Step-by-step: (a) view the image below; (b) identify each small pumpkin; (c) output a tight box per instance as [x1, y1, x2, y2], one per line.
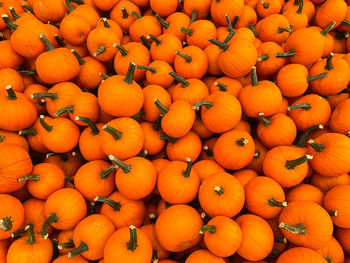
[276, 247, 328, 263]
[0, 194, 24, 240]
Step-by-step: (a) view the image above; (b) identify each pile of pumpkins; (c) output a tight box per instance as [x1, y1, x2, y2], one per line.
[1, 0, 350, 262]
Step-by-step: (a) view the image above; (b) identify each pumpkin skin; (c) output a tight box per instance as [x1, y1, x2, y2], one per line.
[286, 184, 324, 205]
[185, 249, 225, 263]
[155, 204, 203, 252]
[0, 68, 24, 92]
[314, 0, 347, 29]
[256, 14, 291, 45]
[140, 224, 169, 260]
[335, 227, 350, 255]
[192, 160, 225, 182]
[276, 247, 328, 263]
[210, 76, 243, 97]
[0, 144, 32, 194]
[0, 130, 29, 151]
[104, 226, 152, 263]
[311, 173, 350, 193]
[0, 194, 24, 240]
[278, 201, 333, 249]
[307, 133, 350, 177]
[210, 0, 244, 26]
[52, 255, 88, 263]
[23, 198, 51, 235]
[0, 239, 9, 263]
[198, 172, 245, 218]
[330, 99, 350, 135]
[0, 40, 24, 69]
[232, 169, 258, 188]
[316, 237, 344, 263]
[158, 12, 191, 42]
[236, 214, 274, 261]
[141, 122, 165, 156]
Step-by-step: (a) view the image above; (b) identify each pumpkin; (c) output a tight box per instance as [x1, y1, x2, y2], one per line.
[192, 160, 225, 182]
[210, 0, 244, 26]
[182, 19, 217, 50]
[59, 13, 91, 46]
[141, 61, 174, 89]
[232, 169, 258, 188]
[45, 152, 83, 178]
[311, 172, 350, 193]
[22, 198, 50, 235]
[330, 99, 350, 135]
[316, 237, 344, 263]
[23, 84, 48, 115]
[256, 41, 287, 76]
[0, 194, 24, 240]
[182, 0, 211, 20]
[0, 40, 24, 69]
[256, 14, 291, 45]
[282, 0, 308, 30]
[53, 255, 88, 263]
[0, 68, 24, 92]
[314, 0, 347, 29]
[156, 12, 191, 42]
[276, 247, 328, 263]
[0, 129, 29, 151]
[185, 249, 225, 263]
[150, 0, 178, 17]
[286, 184, 324, 205]
[335, 227, 350, 255]
[110, 0, 139, 32]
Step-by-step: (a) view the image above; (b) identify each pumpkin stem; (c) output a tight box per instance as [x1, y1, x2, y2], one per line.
[215, 81, 227, 91]
[0, 135, 5, 143]
[22, 4, 34, 14]
[93, 45, 106, 57]
[46, 152, 69, 161]
[274, 236, 287, 243]
[165, 202, 172, 209]
[181, 26, 193, 36]
[100, 72, 109, 79]
[25, 224, 36, 245]
[137, 65, 157, 73]
[54, 34, 66, 47]
[65, 176, 74, 184]
[257, 54, 269, 61]
[199, 225, 216, 234]
[54, 105, 74, 117]
[147, 34, 161, 45]
[148, 213, 157, 224]
[101, 17, 110, 28]
[18, 70, 37, 75]
[131, 109, 145, 120]
[58, 239, 74, 250]
[11, 225, 28, 238]
[214, 186, 224, 195]
[270, 250, 282, 257]
[224, 31, 235, 43]
[31, 92, 58, 101]
[113, 43, 128, 56]
[342, 19, 350, 26]
[40, 34, 55, 51]
[152, 116, 162, 131]
[71, 49, 85, 65]
[320, 21, 336, 36]
[155, 14, 169, 29]
[325, 256, 333, 263]
[275, 50, 296, 57]
[75, 116, 99, 135]
[295, 124, 323, 147]
[159, 133, 178, 144]
[41, 213, 58, 239]
[102, 125, 123, 141]
[18, 174, 40, 182]
[154, 98, 169, 115]
[124, 62, 136, 84]
[200, 212, 210, 224]
[68, 241, 89, 258]
[192, 100, 213, 110]
[176, 51, 192, 63]
[225, 14, 237, 33]
[296, 0, 303, 14]
[308, 139, 325, 152]
[268, 198, 287, 207]
[209, 39, 229, 51]
[254, 150, 260, 158]
[121, 5, 129, 18]
[94, 196, 122, 211]
[287, 103, 311, 111]
[236, 138, 249, 146]
[285, 155, 313, 169]
[126, 225, 139, 252]
[39, 115, 53, 132]
[248, 24, 258, 37]
[279, 222, 306, 234]
[71, 0, 85, 4]
[5, 85, 17, 100]
[65, 0, 75, 12]
[325, 52, 334, 71]
[0, 216, 13, 232]
[99, 165, 117, 179]
[306, 72, 328, 82]
[328, 210, 338, 216]
[182, 158, 192, 178]
[9, 7, 20, 20]
[278, 26, 291, 33]
[261, 0, 269, 8]
[251, 66, 259, 86]
[258, 112, 271, 127]
[140, 35, 151, 49]
[130, 10, 141, 19]
[190, 10, 198, 24]
[203, 146, 213, 157]
[169, 71, 190, 88]
[109, 155, 132, 173]
[152, 249, 158, 263]
[1, 14, 17, 31]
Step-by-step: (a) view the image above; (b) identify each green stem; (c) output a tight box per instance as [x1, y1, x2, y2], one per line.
[308, 139, 325, 152]
[268, 198, 287, 207]
[94, 196, 122, 211]
[100, 166, 116, 179]
[285, 155, 312, 169]
[251, 66, 259, 86]
[258, 112, 271, 127]
[200, 212, 210, 224]
[257, 54, 269, 61]
[5, 85, 17, 100]
[325, 53, 334, 71]
[100, 72, 109, 79]
[1, 14, 18, 31]
[306, 72, 328, 82]
[102, 125, 123, 141]
[113, 43, 128, 56]
[54, 34, 66, 47]
[131, 109, 145, 120]
[215, 82, 227, 91]
[39, 115, 53, 132]
[101, 17, 110, 28]
[296, 124, 323, 148]
[11, 225, 28, 238]
[154, 98, 169, 115]
[18, 70, 37, 75]
[287, 103, 311, 111]
[275, 50, 296, 57]
[25, 224, 36, 245]
[182, 158, 192, 178]
[209, 39, 229, 51]
[278, 26, 291, 33]
[58, 239, 74, 250]
[75, 116, 99, 135]
[31, 92, 58, 101]
[22, 5, 34, 14]
[147, 34, 161, 45]
[181, 27, 193, 36]
[248, 23, 258, 37]
[64, 176, 74, 184]
[176, 51, 192, 63]
[214, 186, 224, 195]
[130, 11, 141, 19]
[224, 31, 235, 43]
[40, 34, 55, 51]
[140, 35, 151, 49]
[203, 146, 213, 157]
[190, 10, 198, 24]
[137, 65, 157, 73]
[320, 21, 336, 36]
[261, 0, 269, 8]
[236, 138, 249, 146]
[93, 45, 106, 57]
[71, 0, 85, 4]
[9, 7, 20, 20]
[155, 14, 169, 29]
[46, 152, 69, 162]
[274, 236, 287, 243]
[54, 105, 74, 117]
[0, 135, 5, 143]
[270, 250, 282, 257]
[152, 116, 162, 131]
[0, 216, 13, 232]
[121, 5, 129, 19]
[328, 210, 338, 216]
[71, 49, 85, 65]
[65, 0, 75, 12]
[124, 62, 136, 84]
[342, 19, 350, 26]
[279, 222, 306, 234]
[169, 71, 189, 88]
[18, 174, 40, 183]
[159, 133, 178, 144]
[192, 100, 213, 110]
[199, 225, 216, 234]
[325, 256, 333, 263]
[68, 241, 89, 258]
[225, 14, 235, 33]
[296, 0, 303, 14]
[126, 225, 139, 252]
[109, 155, 131, 173]
[41, 213, 58, 239]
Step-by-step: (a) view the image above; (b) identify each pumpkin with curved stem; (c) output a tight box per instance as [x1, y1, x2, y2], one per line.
[210, 76, 243, 97]
[96, 18, 123, 43]
[155, 204, 203, 252]
[0, 194, 24, 240]
[256, 41, 286, 76]
[59, 13, 91, 46]
[156, 12, 191, 42]
[276, 247, 328, 263]
[314, 0, 347, 29]
[316, 237, 344, 263]
[23, 84, 48, 115]
[57, 229, 74, 255]
[282, 0, 308, 31]
[140, 122, 165, 156]
[141, 61, 174, 88]
[181, 19, 217, 49]
[129, 11, 161, 43]
[256, 14, 291, 45]
[210, 0, 244, 26]
[257, 0, 282, 18]
[286, 184, 324, 205]
[22, 198, 51, 235]
[183, 0, 211, 20]
[279, 200, 333, 249]
[148, 34, 182, 66]
[110, 0, 139, 32]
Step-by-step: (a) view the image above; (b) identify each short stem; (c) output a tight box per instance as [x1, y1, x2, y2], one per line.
[0, 216, 13, 232]
[71, 49, 85, 65]
[100, 72, 109, 79]
[325, 52, 334, 71]
[270, 250, 282, 257]
[5, 85, 17, 100]
[285, 155, 312, 169]
[325, 256, 333, 263]
[274, 236, 287, 243]
[75, 116, 99, 135]
[65, 0, 75, 12]
[9, 7, 20, 20]
[181, 27, 193, 36]
[181, 158, 192, 178]
[268, 198, 287, 207]
[147, 34, 161, 45]
[68, 241, 89, 258]
[296, 0, 303, 14]
[137, 65, 157, 73]
[257, 54, 269, 61]
[39, 115, 53, 132]
[279, 222, 306, 234]
[1, 14, 18, 31]
[11, 225, 28, 238]
[101, 17, 110, 28]
[126, 225, 139, 252]
[224, 31, 235, 43]
[130, 11, 141, 19]
[214, 186, 224, 195]
[321, 21, 336, 36]
[278, 26, 291, 33]
[209, 39, 229, 51]
[152, 116, 162, 131]
[93, 45, 106, 57]
[254, 150, 260, 158]
[140, 35, 151, 49]
[169, 71, 189, 88]
[328, 210, 338, 216]
[40, 34, 55, 51]
[200, 212, 210, 224]
[100, 165, 117, 179]
[192, 100, 213, 110]
[102, 125, 123, 141]
[58, 239, 74, 250]
[199, 225, 216, 234]
[159, 133, 178, 144]
[54, 105, 74, 117]
[215, 81, 227, 91]
[236, 138, 249, 146]
[131, 109, 145, 120]
[54, 34, 66, 47]
[41, 213, 58, 239]
[248, 24, 258, 37]
[109, 155, 131, 173]
[154, 98, 169, 115]
[155, 14, 169, 29]
[308, 139, 325, 152]
[275, 50, 296, 57]
[31, 92, 58, 101]
[251, 66, 259, 86]
[176, 51, 192, 63]
[287, 103, 311, 111]
[25, 224, 36, 245]
[258, 112, 271, 127]
[113, 43, 128, 56]
[203, 146, 213, 156]
[306, 72, 328, 82]
[296, 124, 323, 147]
[65, 176, 74, 184]
[0, 135, 5, 143]
[18, 174, 40, 182]
[124, 62, 136, 84]
[342, 19, 350, 26]
[121, 5, 129, 19]
[261, 1, 269, 8]
[18, 70, 37, 75]
[190, 10, 198, 24]
[22, 5, 34, 14]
